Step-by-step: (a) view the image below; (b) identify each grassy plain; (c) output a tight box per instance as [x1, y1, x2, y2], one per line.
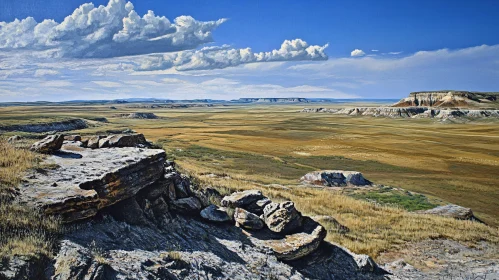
[1, 103, 498, 257]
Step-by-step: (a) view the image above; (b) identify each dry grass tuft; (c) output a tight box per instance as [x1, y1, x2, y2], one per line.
[0, 138, 61, 260]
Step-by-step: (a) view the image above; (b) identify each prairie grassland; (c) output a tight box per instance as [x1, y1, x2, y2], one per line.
[0, 103, 498, 257]
[0, 138, 61, 259]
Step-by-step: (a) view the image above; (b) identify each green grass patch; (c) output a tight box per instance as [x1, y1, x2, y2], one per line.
[350, 190, 438, 211]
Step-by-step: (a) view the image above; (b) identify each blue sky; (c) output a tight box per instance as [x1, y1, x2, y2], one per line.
[0, 0, 498, 101]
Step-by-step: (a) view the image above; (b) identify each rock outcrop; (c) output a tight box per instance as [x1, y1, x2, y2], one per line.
[29, 134, 64, 154]
[263, 217, 326, 261]
[113, 112, 158, 119]
[200, 205, 231, 222]
[419, 204, 476, 221]
[234, 207, 264, 229]
[301, 170, 371, 187]
[263, 201, 303, 234]
[7, 135, 21, 143]
[301, 106, 499, 120]
[0, 119, 88, 133]
[392, 91, 498, 108]
[97, 133, 150, 148]
[221, 189, 264, 208]
[20, 144, 166, 222]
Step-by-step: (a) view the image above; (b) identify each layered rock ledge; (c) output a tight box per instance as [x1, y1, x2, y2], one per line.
[19, 145, 166, 222]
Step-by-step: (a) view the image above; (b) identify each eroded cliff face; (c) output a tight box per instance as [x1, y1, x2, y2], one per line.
[392, 91, 498, 108]
[301, 107, 499, 120]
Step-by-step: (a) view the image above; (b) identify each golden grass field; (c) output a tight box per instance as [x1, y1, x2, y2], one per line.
[1, 103, 498, 258]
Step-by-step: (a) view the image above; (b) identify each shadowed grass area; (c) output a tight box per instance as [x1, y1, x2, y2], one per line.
[0, 139, 61, 260]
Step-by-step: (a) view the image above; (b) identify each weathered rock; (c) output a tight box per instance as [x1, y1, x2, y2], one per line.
[173, 175, 191, 199]
[98, 133, 149, 148]
[354, 254, 378, 272]
[193, 187, 223, 208]
[19, 146, 166, 222]
[86, 135, 104, 149]
[0, 255, 48, 280]
[64, 135, 81, 141]
[106, 197, 149, 226]
[246, 198, 272, 215]
[47, 210, 387, 279]
[29, 134, 64, 154]
[171, 197, 202, 213]
[263, 201, 303, 234]
[419, 204, 475, 220]
[301, 170, 371, 187]
[200, 205, 231, 223]
[303, 106, 499, 120]
[221, 190, 264, 208]
[263, 217, 326, 261]
[234, 208, 264, 230]
[52, 240, 118, 280]
[7, 135, 21, 143]
[114, 112, 158, 119]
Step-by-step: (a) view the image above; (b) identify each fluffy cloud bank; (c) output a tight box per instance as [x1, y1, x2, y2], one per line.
[0, 0, 226, 58]
[139, 39, 329, 71]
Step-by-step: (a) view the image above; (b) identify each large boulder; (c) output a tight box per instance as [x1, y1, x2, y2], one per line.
[234, 208, 264, 230]
[171, 197, 202, 213]
[86, 135, 103, 149]
[19, 146, 166, 222]
[64, 135, 81, 141]
[419, 204, 475, 220]
[221, 190, 264, 208]
[200, 205, 231, 223]
[98, 133, 149, 148]
[300, 170, 371, 187]
[264, 217, 326, 261]
[245, 198, 272, 215]
[7, 135, 21, 143]
[263, 201, 303, 234]
[29, 134, 64, 154]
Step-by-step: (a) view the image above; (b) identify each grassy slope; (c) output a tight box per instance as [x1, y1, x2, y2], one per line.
[0, 139, 61, 259]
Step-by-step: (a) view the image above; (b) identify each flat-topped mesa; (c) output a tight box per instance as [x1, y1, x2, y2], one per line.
[19, 142, 166, 222]
[392, 90, 499, 108]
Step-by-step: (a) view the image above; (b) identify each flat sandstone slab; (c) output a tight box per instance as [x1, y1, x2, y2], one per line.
[19, 146, 166, 222]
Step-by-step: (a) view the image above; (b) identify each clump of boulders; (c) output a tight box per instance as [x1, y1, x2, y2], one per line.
[300, 170, 371, 187]
[195, 189, 327, 260]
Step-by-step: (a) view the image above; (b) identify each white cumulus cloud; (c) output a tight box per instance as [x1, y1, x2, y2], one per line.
[0, 0, 226, 58]
[138, 39, 328, 71]
[350, 49, 366, 57]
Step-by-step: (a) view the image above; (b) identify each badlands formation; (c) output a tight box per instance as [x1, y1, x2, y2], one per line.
[302, 91, 499, 120]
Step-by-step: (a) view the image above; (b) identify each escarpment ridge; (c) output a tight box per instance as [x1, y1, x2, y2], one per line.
[393, 90, 499, 108]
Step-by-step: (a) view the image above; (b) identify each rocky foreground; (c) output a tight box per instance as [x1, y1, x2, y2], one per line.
[2, 134, 392, 279]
